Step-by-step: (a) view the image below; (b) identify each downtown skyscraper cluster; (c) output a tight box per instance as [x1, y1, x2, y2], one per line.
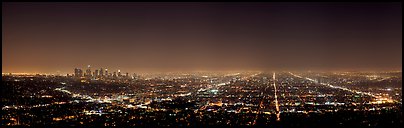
[74, 65, 133, 79]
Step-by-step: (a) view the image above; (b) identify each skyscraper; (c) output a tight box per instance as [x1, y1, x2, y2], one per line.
[74, 68, 78, 77]
[105, 68, 109, 78]
[86, 65, 91, 77]
[113, 72, 117, 78]
[99, 68, 104, 77]
[74, 68, 83, 77]
[118, 69, 122, 77]
[133, 73, 137, 79]
[94, 69, 99, 78]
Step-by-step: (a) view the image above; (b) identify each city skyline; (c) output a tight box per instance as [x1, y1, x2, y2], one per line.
[2, 2, 402, 127]
[3, 2, 402, 74]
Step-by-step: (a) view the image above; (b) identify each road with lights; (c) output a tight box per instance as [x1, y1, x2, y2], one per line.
[273, 72, 280, 121]
[288, 72, 395, 104]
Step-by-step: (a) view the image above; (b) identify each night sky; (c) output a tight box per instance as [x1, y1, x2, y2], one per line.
[2, 2, 402, 74]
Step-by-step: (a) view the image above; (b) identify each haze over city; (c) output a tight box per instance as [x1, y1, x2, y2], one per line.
[2, 2, 402, 127]
[2, 2, 402, 74]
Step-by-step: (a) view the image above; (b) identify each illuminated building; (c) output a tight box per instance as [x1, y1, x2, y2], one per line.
[105, 68, 109, 78]
[94, 69, 99, 78]
[85, 65, 92, 77]
[99, 68, 104, 77]
[74, 68, 83, 77]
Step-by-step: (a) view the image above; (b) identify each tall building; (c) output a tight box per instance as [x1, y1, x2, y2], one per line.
[94, 69, 99, 78]
[74, 68, 78, 77]
[118, 70, 122, 77]
[86, 65, 92, 77]
[99, 68, 104, 77]
[113, 72, 117, 78]
[105, 68, 109, 78]
[74, 68, 82, 77]
[133, 73, 137, 79]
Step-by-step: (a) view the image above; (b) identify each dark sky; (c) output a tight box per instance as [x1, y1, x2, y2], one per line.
[2, 2, 402, 74]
